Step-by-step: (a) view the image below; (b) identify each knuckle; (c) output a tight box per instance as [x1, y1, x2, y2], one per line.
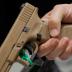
[49, 38, 59, 45]
[56, 39, 68, 51]
[59, 37, 69, 46]
[49, 18, 56, 24]
[54, 4, 63, 9]
[54, 4, 64, 8]
[48, 17, 60, 29]
[39, 44, 46, 52]
[41, 44, 47, 49]
[62, 37, 69, 41]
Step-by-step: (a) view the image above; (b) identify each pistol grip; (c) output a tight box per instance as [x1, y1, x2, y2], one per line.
[61, 24, 72, 39]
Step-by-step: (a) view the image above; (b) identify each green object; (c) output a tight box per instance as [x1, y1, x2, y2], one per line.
[18, 49, 33, 65]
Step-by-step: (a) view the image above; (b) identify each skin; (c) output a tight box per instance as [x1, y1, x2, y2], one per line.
[38, 4, 72, 60]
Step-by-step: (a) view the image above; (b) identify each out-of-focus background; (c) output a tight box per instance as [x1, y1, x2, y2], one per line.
[55, 57, 72, 72]
[0, 0, 72, 72]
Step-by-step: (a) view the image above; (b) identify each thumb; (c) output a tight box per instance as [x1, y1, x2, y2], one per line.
[41, 5, 64, 37]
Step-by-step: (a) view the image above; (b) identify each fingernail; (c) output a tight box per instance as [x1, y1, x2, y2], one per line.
[50, 29, 59, 37]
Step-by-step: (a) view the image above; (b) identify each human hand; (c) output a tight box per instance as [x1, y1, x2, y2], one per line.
[38, 4, 72, 60]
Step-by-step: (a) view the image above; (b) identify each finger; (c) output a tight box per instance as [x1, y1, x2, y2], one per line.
[42, 4, 72, 37]
[38, 38, 59, 57]
[42, 5, 64, 37]
[46, 37, 69, 60]
[59, 40, 72, 60]
[62, 4, 72, 23]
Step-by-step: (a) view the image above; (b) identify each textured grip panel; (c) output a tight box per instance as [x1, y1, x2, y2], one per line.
[61, 25, 72, 39]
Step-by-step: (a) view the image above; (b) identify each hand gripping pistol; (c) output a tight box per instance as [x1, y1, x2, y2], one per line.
[0, 3, 72, 72]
